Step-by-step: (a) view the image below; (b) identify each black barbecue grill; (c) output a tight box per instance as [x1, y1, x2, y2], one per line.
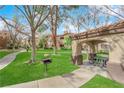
[42, 58, 52, 76]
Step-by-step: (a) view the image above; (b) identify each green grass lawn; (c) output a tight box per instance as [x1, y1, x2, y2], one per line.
[80, 75, 124, 88]
[35, 48, 72, 53]
[0, 49, 79, 87]
[0, 51, 13, 59]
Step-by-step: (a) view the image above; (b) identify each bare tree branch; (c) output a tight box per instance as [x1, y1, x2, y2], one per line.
[104, 5, 124, 19]
[0, 16, 30, 36]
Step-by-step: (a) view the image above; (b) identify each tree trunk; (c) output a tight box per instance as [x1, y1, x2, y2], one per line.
[50, 6, 57, 54]
[53, 35, 57, 54]
[31, 30, 36, 62]
[52, 6, 59, 54]
[43, 42, 45, 50]
[12, 44, 15, 51]
[54, 6, 59, 53]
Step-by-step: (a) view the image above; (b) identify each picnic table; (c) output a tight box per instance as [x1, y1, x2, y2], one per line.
[93, 56, 108, 67]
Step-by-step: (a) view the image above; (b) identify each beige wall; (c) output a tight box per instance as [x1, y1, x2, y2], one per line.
[108, 34, 124, 63]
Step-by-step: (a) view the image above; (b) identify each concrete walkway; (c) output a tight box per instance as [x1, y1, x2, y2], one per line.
[7, 64, 109, 88]
[0, 50, 24, 70]
[107, 63, 124, 84]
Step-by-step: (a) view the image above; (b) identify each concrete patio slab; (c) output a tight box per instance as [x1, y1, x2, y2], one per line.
[107, 63, 124, 84]
[62, 68, 95, 87]
[79, 64, 110, 78]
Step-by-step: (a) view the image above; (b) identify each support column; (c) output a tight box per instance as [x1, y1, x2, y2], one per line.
[109, 35, 124, 65]
[72, 41, 83, 65]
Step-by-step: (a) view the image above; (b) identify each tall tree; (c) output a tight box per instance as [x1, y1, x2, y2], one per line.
[50, 5, 59, 54]
[48, 6, 79, 53]
[15, 5, 50, 62]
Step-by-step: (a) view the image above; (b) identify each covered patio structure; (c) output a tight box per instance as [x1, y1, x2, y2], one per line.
[72, 39, 108, 66]
[71, 21, 124, 68]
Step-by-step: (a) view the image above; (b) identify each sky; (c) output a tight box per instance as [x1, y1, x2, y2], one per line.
[0, 5, 121, 35]
[0, 6, 15, 30]
[0, 6, 14, 18]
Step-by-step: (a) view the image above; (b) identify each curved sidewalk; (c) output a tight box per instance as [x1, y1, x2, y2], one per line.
[0, 50, 23, 70]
